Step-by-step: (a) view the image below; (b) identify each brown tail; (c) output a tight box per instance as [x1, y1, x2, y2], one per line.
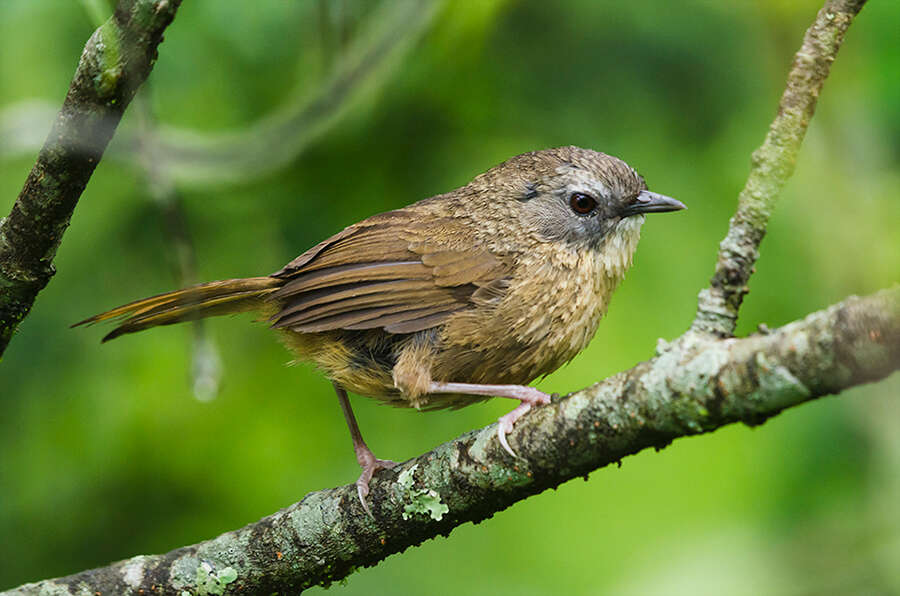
[73, 277, 282, 342]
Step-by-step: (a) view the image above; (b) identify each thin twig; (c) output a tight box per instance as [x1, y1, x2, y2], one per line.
[127, 0, 441, 186]
[0, 0, 182, 357]
[0, 1, 442, 188]
[132, 89, 223, 401]
[692, 0, 868, 337]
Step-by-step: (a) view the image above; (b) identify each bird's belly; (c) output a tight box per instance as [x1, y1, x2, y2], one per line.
[433, 251, 617, 392]
[433, 303, 602, 387]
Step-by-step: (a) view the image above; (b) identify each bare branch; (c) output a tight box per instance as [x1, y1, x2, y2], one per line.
[0, 0, 182, 357]
[692, 0, 868, 337]
[5, 287, 898, 595]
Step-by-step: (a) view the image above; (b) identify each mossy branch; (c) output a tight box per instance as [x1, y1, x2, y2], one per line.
[5, 287, 898, 595]
[3, 0, 891, 594]
[691, 0, 868, 337]
[0, 0, 181, 357]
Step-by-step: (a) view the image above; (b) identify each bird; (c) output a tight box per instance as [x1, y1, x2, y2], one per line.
[75, 146, 685, 514]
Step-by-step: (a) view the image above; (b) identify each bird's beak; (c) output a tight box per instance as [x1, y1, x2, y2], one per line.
[622, 190, 686, 216]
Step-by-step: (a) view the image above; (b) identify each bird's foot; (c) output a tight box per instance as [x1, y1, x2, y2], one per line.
[334, 382, 396, 517]
[354, 445, 397, 516]
[427, 381, 552, 459]
[495, 386, 552, 458]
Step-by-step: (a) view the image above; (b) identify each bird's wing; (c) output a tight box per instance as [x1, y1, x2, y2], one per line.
[269, 209, 509, 334]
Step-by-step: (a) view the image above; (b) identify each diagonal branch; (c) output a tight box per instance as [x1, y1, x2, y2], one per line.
[0, 0, 181, 357]
[2, 0, 889, 594]
[692, 0, 867, 337]
[6, 287, 899, 595]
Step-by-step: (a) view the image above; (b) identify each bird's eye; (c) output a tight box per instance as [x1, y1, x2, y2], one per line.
[569, 192, 597, 215]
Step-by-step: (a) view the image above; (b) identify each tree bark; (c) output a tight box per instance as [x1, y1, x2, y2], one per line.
[3, 0, 893, 594]
[5, 288, 898, 595]
[0, 0, 181, 356]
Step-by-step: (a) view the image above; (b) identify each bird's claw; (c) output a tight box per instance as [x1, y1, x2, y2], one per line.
[497, 404, 531, 458]
[355, 458, 397, 517]
[496, 388, 552, 458]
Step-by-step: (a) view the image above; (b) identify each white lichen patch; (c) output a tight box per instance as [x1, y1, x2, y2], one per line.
[640, 346, 681, 401]
[396, 464, 449, 521]
[560, 389, 591, 420]
[788, 329, 810, 355]
[750, 353, 810, 409]
[122, 555, 147, 589]
[676, 344, 732, 397]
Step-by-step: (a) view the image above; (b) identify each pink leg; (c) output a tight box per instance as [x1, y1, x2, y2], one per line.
[428, 382, 551, 458]
[334, 383, 396, 516]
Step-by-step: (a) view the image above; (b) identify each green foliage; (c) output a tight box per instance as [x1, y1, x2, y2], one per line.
[0, 0, 898, 594]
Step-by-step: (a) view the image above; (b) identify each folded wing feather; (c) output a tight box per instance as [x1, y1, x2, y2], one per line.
[270, 211, 509, 334]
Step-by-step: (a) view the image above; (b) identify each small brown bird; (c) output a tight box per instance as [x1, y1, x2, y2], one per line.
[76, 146, 684, 513]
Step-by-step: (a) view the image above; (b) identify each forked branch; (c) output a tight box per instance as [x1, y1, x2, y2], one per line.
[3, 1, 892, 595]
[692, 0, 868, 337]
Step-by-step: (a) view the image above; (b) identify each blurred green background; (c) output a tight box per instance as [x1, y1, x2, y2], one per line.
[1, 0, 898, 593]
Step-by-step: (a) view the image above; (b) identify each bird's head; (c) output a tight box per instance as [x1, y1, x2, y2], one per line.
[478, 146, 685, 252]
